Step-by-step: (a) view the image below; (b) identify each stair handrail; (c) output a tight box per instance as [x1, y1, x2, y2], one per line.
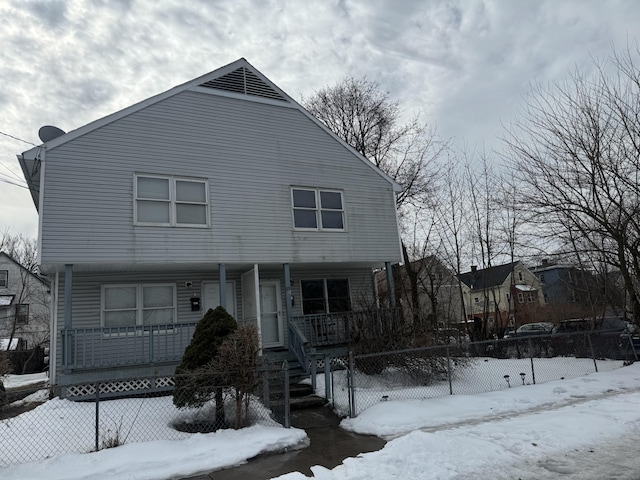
[288, 320, 312, 374]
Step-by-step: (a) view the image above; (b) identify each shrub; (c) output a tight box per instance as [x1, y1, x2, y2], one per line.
[173, 306, 237, 429]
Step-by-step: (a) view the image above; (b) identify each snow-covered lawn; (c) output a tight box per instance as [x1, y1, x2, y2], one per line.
[3, 359, 640, 479]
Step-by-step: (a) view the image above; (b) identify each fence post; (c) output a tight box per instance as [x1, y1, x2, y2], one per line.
[588, 333, 598, 372]
[324, 354, 332, 403]
[446, 346, 453, 395]
[528, 338, 536, 384]
[348, 350, 356, 418]
[310, 348, 317, 392]
[95, 382, 100, 452]
[283, 360, 290, 428]
[262, 365, 270, 409]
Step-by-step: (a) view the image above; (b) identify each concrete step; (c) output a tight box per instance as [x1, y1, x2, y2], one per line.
[290, 394, 326, 410]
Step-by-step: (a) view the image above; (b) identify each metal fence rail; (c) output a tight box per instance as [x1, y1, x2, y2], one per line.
[344, 330, 637, 417]
[0, 364, 288, 468]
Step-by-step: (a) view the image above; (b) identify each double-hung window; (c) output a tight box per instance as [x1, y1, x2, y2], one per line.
[0, 270, 7, 288]
[102, 284, 176, 329]
[300, 279, 350, 315]
[292, 188, 344, 230]
[135, 174, 209, 227]
[16, 304, 29, 324]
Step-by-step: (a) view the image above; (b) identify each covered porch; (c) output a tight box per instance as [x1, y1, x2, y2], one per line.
[54, 261, 399, 384]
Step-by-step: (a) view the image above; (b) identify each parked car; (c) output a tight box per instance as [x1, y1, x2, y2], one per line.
[511, 322, 554, 337]
[551, 317, 631, 358]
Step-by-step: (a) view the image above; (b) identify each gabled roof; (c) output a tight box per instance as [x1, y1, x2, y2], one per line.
[0, 251, 49, 287]
[18, 58, 401, 209]
[458, 262, 519, 290]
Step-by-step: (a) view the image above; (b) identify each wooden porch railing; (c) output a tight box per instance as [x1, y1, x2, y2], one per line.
[60, 322, 197, 370]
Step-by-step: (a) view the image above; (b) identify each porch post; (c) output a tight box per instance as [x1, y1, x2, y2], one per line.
[385, 261, 396, 309]
[218, 263, 227, 310]
[283, 263, 293, 326]
[63, 264, 73, 372]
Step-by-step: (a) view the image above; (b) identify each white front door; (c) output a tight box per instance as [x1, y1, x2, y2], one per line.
[260, 280, 283, 348]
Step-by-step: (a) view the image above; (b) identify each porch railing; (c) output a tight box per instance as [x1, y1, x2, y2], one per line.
[60, 322, 197, 370]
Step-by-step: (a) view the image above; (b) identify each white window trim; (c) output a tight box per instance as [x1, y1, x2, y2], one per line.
[101, 283, 177, 332]
[0, 270, 7, 288]
[134, 173, 210, 228]
[291, 187, 346, 232]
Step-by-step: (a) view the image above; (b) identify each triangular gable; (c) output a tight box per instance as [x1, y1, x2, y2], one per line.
[198, 66, 287, 102]
[18, 58, 401, 208]
[0, 251, 49, 287]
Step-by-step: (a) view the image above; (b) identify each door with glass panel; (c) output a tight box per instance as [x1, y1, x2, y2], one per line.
[260, 280, 283, 348]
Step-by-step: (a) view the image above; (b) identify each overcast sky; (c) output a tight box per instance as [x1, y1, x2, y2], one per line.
[1, 0, 638, 241]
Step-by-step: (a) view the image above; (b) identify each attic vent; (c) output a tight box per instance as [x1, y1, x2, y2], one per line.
[199, 67, 286, 101]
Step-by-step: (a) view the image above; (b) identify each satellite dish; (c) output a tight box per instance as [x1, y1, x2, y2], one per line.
[38, 125, 66, 143]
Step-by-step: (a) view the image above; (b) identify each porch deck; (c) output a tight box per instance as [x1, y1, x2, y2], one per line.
[59, 309, 398, 373]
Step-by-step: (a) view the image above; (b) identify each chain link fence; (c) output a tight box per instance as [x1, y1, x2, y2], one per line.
[341, 330, 637, 417]
[0, 362, 288, 467]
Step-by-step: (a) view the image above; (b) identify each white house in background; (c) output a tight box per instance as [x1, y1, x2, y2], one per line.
[18, 58, 403, 397]
[0, 251, 50, 350]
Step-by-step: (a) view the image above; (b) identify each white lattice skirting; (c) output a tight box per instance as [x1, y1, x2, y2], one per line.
[65, 377, 175, 399]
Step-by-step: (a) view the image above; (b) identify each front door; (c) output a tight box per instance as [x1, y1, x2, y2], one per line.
[260, 280, 283, 348]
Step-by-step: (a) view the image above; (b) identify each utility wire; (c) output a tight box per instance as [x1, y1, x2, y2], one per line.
[0, 130, 37, 147]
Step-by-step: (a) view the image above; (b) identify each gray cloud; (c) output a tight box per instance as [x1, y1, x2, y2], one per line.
[1, 0, 639, 238]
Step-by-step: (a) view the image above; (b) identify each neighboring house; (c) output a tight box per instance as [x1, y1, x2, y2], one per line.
[458, 261, 544, 338]
[18, 59, 403, 396]
[530, 259, 600, 322]
[0, 252, 50, 351]
[377, 256, 465, 331]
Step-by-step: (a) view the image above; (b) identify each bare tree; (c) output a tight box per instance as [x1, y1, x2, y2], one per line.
[504, 45, 640, 323]
[304, 77, 446, 327]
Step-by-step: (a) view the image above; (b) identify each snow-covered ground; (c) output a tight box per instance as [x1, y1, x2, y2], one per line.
[3, 361, 640, 479]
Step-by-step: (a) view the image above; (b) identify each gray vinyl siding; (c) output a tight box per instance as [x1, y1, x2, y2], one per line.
[53, 266, 376, 376]
[40, 91, 401, 270]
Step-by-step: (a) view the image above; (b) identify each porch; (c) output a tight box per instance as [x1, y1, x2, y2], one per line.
[58, 309, 400, 373]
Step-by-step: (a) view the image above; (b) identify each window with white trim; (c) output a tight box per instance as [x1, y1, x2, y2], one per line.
[292, 188, 344, 230]
[0, 270, 7, 288]
[517, 292, 524, 303]
[102, 284, 176, 328]
[135, 174, 209, 227]
[300, 279, 350, 314]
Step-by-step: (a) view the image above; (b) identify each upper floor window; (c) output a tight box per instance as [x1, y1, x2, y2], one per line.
[135, 174, 209, 227]
[16, 304, 29, 324]
[292, 188, 344, 231]
[0, 270, 7, 288]
[102, 284, 176, 329]
[518, 271, 524, 282]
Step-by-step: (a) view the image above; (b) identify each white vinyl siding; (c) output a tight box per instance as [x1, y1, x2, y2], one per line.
[101, 283, 176, 328]
[292, 188, 345, 231]
[134, 174, 209, 227]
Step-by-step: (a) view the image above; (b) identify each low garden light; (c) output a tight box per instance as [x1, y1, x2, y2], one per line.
[520, 372, 526, 385]
[504, 374, 510, 388]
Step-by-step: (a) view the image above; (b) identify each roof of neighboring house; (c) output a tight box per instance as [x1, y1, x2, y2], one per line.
[0, 251, 49, 287]
[18, 58, 401, 209]
[458, 262, 519, 290]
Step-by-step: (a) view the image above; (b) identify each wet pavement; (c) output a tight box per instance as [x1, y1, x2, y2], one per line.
[180, 405, 386, 479]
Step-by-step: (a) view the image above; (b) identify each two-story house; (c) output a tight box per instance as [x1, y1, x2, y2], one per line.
[529, 259, 605, 322]
[0, 252, 50, 352]
[458, 261, 544, 339]
[18, 59, 403, 396]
